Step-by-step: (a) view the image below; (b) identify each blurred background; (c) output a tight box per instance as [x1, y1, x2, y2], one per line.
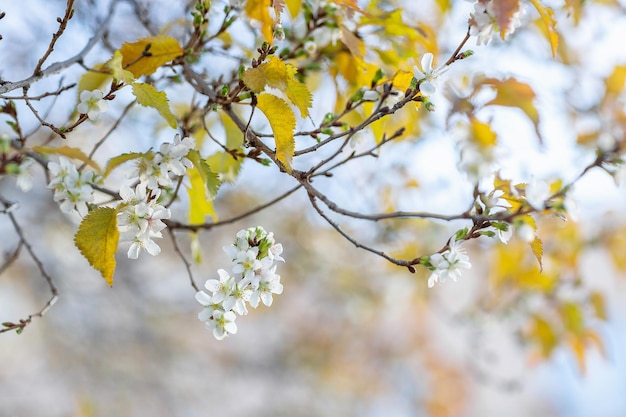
[1, 0, 626, 416]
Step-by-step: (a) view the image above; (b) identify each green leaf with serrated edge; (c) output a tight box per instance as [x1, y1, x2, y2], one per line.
[187, 166, 217, 224]
[187, 150, 221, 198]
[74, 207, 119, 286]
[104, 152, 146, 177]
[33, 146, 102, 173]
[256, 94, 296, 172]
[131, 83, 178, 128]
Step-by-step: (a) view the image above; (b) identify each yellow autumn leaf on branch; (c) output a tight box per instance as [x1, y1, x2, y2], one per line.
[242, 56, 312, 118]
[469, 116, 497, 148]
[245, 0, 274, 43]
[528, 0, 559, 58]
[479, 76, 542, 143]
[131, 83, 178, 128]
[187, 166, 218, 224]
[120, 35, 183, 78]
[78, 62, 112, 95]
[33, 145, 102, 173]
[256, 93, 296, 172]
[74, 207, 119, 287]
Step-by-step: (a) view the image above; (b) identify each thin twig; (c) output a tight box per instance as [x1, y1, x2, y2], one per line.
[0, 0, 120, 95]
[0, 198, 58, 334]
[167, 228, 199, 292]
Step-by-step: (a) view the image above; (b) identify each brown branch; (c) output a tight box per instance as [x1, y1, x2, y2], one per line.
[0, 0, 119, 95]
[0, 198, 58, 335]
[33, 0, 76, 75]
[167, 228, 199, 292]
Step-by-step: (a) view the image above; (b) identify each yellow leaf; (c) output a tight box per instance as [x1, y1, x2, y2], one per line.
[530, 237, 543, 271]
[104, 152, 145, 177]
[221, 112, 244, 149]
[206, 151, 242, 184]
[589, 291, 607, 321]
[105, 51, 135, 84]
[285, 0, 301, 17]
[131, 83, 178, 128]
[492, 0, 522, 40]
[120, 35, 183, 78]
[560, 301, 585, 335]
[33, 146, 102, 173]
[187, 166, 217, 224]
[245, 0, 274, 43]
[493, 174, 524, 211]
[605, 65, 626, 96]
[529, 315, 558, 357]
[528, 0, 559, 57]
[78, 63, 111, 95]
[564, 0, 584, 25]
[242, 56, 312, 118]
[256, 94, 296, 172]
[74, 207, 119, 286]
[568, 335, 587, 374]
[480, 77, 542, 142]
[339, 24, 364, 60]
[390, 70, 414, 93]
[470, 117, 497, 148]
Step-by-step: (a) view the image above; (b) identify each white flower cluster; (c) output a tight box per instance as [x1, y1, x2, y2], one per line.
[47, 156, 98, 217]
[195, 226, 284, 340]
[128, 134, 194, 189]
[428, 239, 472, 288]
[117, 134, 195, 258]
[468, 0, 525, 45]
[117, 183, 171, 259]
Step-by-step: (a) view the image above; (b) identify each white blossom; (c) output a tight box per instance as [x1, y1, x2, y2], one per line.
[197, 226, 285, 339]
[128, 134, 195, 189]
[15, 158, 34, 192]
[413, 52, 449, 96]
[516, 223, 535, 243]
[47, 156, 96, 217]
[468, 0, 526, 46]
[205, 309, 238, 340]
[525, 178, 551, 209]
[428, 239, 472, 288]
[77, 89, 108, 121]
[117, 183, 171, 259]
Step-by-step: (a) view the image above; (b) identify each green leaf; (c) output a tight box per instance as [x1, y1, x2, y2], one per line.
[33, 146, 102, 173]
[188, 150, 221, 198]
[205, 151, 243, 184]
[74, 207, 119, 286]
[256, 93, 296, 172]
[104, 152, 146, 177]
[131, 83, 178, 128]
